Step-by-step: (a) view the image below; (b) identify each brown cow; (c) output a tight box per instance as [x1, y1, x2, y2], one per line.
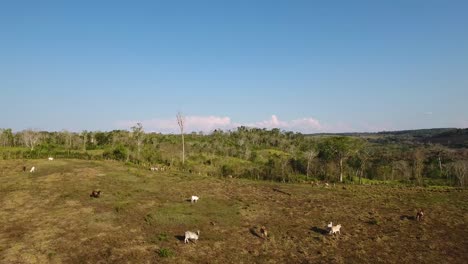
[416, 209, 424, 221]
[90, 190, 101, 198]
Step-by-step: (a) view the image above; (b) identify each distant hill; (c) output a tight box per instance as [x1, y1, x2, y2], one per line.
[420, 128, 468, 148]
[307, 128, 468, 148]
[377, 128, 456, 137]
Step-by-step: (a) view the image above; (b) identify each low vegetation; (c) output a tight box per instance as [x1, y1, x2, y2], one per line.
[1, 127, 467, 187]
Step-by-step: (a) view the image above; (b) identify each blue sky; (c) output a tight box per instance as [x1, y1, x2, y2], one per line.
[1, 0, 467, 133]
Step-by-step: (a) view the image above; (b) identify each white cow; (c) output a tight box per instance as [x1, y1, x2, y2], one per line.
[191, 196, 199, 203]
[329, 224, 342, 235]
[184, 230, 200, 243]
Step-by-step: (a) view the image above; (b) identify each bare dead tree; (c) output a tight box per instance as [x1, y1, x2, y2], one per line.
[451, 161, 467, 187]
[21, 129, 42, 150]
[358, 149, 371, 184]
[131, 123, 145, 161]
[412, 149, 425, 186]
[306, 149, 318, 178]
[81, 130, 88, 151]
[0, 129, 4, 147]
[61, 130, 73, 156]
[176, 112, 185, 165]
[280, 156, 289, 182]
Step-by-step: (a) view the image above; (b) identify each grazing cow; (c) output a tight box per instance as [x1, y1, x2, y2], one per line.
[48, 157, 54, 161]
[329, 224, 342, 235]
[90, 190, 101, 198]
[416, 209, 424, 221]
[184, 230, 200, 243]
[260, 226, 268, 239]
[23, 166, 26, 172]
[30, 166, 35, 173]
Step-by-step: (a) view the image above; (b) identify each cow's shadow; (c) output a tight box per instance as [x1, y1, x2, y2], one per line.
[175, 235, 185, 242]
[249, 227, 263, 238]
[400, 215, 416, 221]
[311, 226, 329, 235]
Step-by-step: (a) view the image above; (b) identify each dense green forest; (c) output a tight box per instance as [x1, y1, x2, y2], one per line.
[1, 126, 467, 187]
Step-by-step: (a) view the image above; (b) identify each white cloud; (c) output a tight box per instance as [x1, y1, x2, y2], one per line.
[186, 116, 232, 131]
[246, 115, 323, 133]
[117, 115, 233, 133]
[116, 114, 325, 133]
[460, 120, 468, 128]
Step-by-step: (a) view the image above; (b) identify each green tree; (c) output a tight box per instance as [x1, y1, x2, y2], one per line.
[305, 149, 318, 178]
[319, 137, 362, 182]
[131, 123, 145, 161]
[0, 128, 14, 147]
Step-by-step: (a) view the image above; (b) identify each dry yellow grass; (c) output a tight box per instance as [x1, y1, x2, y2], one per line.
[0, 159, 467, 263]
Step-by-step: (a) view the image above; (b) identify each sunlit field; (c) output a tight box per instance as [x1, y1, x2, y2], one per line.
[1, 159, 466, 263]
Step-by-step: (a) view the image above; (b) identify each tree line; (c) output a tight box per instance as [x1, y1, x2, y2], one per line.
[0, 126, 466, 187]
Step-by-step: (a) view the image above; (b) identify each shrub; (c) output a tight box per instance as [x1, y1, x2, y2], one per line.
[158, 248, 174, 258]
[149, 233, 169, 243]
[103, 145, 128, 161]
[144, 214, 154, 225]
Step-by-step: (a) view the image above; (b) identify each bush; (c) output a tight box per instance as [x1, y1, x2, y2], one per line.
[158, 248, 174, 258]
[221, 164, 234, 176]
[103, 145, 128, 161]
[149, 233, 169, 243]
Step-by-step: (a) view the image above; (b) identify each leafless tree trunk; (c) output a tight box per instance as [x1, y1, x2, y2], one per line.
[21, 129, 41, 150]
[359, 151, 370, 185]
[451, 161, 467, 187]
[131, 123, 144, 161]
[438, 154, 445, 179]
[438, 156, 443, 173]
[81, 130, 88, 151]
[306, 150, 317, 178]
[0, 129, 4, 147]
[412, 150, 424, 186]
[62, 130, 72, 156]
[281, 157, 288, 182]
[434, 147, 449, 180]
[176, 112, 185, 165]
[339, 157, 343, 182]
[359, 168, 364, 184]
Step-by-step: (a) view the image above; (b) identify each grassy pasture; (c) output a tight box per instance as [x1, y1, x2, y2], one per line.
[0, 159, 467, 263]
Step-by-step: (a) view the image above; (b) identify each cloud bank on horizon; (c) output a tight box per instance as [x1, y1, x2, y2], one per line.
[116, 115, 393, 134]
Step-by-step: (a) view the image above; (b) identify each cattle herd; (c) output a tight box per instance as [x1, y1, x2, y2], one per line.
[23, 157, 427, 245]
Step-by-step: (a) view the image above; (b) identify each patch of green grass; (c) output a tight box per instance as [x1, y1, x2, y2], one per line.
[144, 213, 154, 225]
[158, 248, 174, 258]
[150, 233, 169, 243]
[157, 233, 168, 241]
[151, 198, 240, 227]
[114, 190, 133, 199]
[114, 202, 129, 213]
[47, 251, 57, 259]
[151, 204, 198, 226]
